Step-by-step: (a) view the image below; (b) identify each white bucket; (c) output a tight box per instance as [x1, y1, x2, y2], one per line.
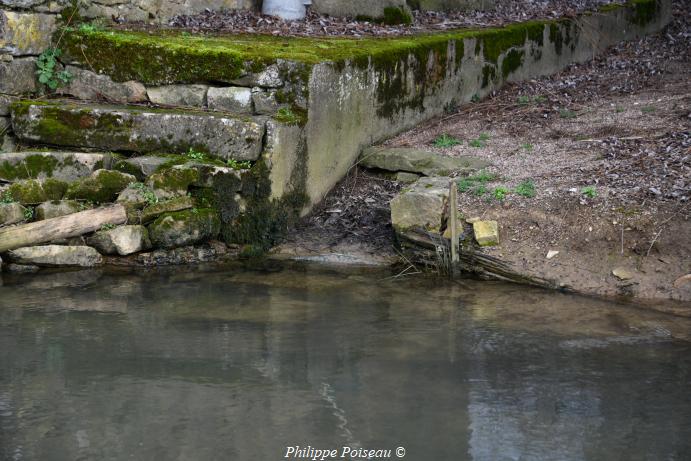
[262, 0, 310, 21]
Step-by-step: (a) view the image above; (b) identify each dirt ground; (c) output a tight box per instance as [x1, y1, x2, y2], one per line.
[275, 1, 690, 309]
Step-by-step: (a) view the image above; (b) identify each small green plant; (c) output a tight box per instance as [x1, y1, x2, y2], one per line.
[78, 200, 94, 211]
[478, 132, 490, 141]
[0, 190, 13, 204]
[581, 186, 597, 198]
[517, 95, 531, 105]
[181, 31, 192, 38]
[615, 106, 625, 113]
[78, 23, 98, 33]
[186, 148, 206, 161]
[191, 207, 200, 214]
[559, 109, 577, 119]
[23, 207, 33, 221]
[100, 223, 117, 231]
[36, 48, 72, 90]
[433, 133, 462, 148]
[457, 170, 497, 194]
[641, 106, 656, 114]
[132, 182, 158, 206]
[473, 184, 488, 197]
[275, 107, 299, 124]
[469, 139, 485, 148]
[227, 159, 252, 170]
[515, 180, 536, 198]
[471, 94, 481, 103]
[521, 143, 534, 151]
[493, 186, 509, 201]
[518, 95, 546, 105]
[472, 171, 497, 182]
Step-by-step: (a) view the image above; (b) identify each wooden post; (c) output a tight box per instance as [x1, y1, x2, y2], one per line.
[449, 179, 459, 275]
[0, 204, 127, 253]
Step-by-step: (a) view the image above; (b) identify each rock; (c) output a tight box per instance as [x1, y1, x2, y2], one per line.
[6, 245, 103, 267]
[395, 171, 422, 184]
[0, 57, 37, 94]
[35, 200, 83, 220]
[181, 162, 243, 188]
[11, 102, 266, 162]
[57, 66, 147, 104]
[0, 152, 113, 182]
[5, 263, 39, 273]
[612, 267, 635, 280]
[232, 64, 283, 88]
[252, 89, 283, 115]
[87, 225, 151, 256]
[0, 11, 56, 55]
[0, 202, 27, 226]
[674, 274, 691, 288]
[207, 87, 254, 114]
[4, 178, 67, 204]
[0, 94, 16, 116]
[116, 183, 156, 210]
[135, 242, 230, 266]
[146, 165, 199, 200]
[360, 147, 491, 176]
[546, 250, 559, 259]
[65, 169, 136, 203]
[391, 177, 449, 234]
[148, 209, 220, 249]
[442, 217, 464, 240]
[146, 84, 208, 107]
[140, 196, 194, 224]
[473, 220, 499, 246]
[114, 156, 170, 179]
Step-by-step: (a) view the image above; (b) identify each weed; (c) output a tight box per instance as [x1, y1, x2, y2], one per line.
[100, 223, 117, 231]
[641, 106, 656, 114]
[518, 95, 546, 105]
[471, 94, 481, 103]
[521, 143, 534, 151]
[469, 139, 485, 148]
[457, 170, 497, 194]
[77, 23, 101, 33]
[473, 184, 488, 196]
[191, 207, 200, 214]
[559, 109, 577, 119]
[493, 186, 509, 201]
[457, 178, 473, 192]
[471, 171, 497, 182]
[581, 186, 597, 198]
[615, 106, 625, 113]
[186, 148, 206, 161]
[478, 132, 490, 141]
[181, 31, 192, 38]
[275, 107, 299, 124]
[36, 48, 73, 90]
[227, 159, 252, 170]
[515, 180, 536, 198]
[132, 182, 158, 206]
[0, 190, 13, 204]
[78, 200, 94, 211]
[23, 207, 33, 221]
[433, 133, 462, 148]
[517, 95, 531, 105]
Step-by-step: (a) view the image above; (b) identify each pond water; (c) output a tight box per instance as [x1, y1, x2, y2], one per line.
[1, 263, 690, 461]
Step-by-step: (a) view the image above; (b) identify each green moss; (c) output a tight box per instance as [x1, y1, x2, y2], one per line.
[475, 20, 546, 64]
[147, 166, 199, 195]
[549, 22, 564, 55]
[630, 0, 659, 26]
[6, 178, 67, 204]
[65, 170, 134, 203]
[482, 64, 496, 88]
[501, 49, 525, 79]
[382, 7, 413, 26]
[0, 154, 58, 180]
[148, 208, 221, 249]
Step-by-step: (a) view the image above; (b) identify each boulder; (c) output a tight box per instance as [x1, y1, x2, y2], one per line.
[0, 202, 27, 226]
[395, 172, 421, 184]
[207, 87, 254, 114]
[390, 177, 449, 234]
[473, 220, 499, 246]
[35, 200, 83, 220]
[87, 225, 151, 256]
[57, 66, 147, 104]
[116, 183, 157, 209]
[147, 84, 208, 107]
[65, 169, 136, 203]
[148, 209, 220, 249]
[360, 147, 491, 176]
[140, 196, 194, 224]
[4, 178, 67, 204]
[146, 166, 199, 200]
[6, 245, 103, 267]
[0, 152, 113, 182]
[114, 156, 170, 179]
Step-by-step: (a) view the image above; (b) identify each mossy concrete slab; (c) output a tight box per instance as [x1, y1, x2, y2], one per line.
[360, 147, 490, 176]
[0, 152, 113, 182]
[10, 101, 266, 161]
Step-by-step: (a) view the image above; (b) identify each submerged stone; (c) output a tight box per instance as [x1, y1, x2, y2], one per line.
[10, 101, 266, 162]
[148, 208, 221, 249]
[87, 225, 151, 256]
[6, 245, 103, 267]
[360, 147, 491, 176]
[66, 169, 136, 203]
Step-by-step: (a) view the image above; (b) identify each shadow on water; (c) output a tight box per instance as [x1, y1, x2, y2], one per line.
[1, 262, 690, 460]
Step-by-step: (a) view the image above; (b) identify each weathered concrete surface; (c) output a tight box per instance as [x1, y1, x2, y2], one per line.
[0, 10, 56, 55]
[0, 152, 113, 182]
[359, 147, 490, 176]
[390, 176, 449, 234]
[304, 0, 672, 206]
[6, 245, 104, 267]
[11, 102, 266, 161]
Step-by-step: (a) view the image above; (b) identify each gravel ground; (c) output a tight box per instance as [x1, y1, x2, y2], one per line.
[165, 1, 619, 37]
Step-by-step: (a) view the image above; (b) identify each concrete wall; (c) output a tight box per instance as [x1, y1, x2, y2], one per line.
[303, 0, 672, 205]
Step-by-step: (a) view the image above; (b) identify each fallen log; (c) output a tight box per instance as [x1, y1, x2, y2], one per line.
[0, 204, 127, 253]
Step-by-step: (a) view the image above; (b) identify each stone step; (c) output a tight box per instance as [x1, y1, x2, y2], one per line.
[0, 151, 114, 182]
[10, 101, 266, 161]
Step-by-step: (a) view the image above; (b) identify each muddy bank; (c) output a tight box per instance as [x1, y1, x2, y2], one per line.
[275, 0, 690, 309]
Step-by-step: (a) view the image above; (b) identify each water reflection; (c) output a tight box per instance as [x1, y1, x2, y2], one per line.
[1, 264, 690, 460]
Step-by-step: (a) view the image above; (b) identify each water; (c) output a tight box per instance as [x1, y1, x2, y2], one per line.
[1, 264, 690, 461]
